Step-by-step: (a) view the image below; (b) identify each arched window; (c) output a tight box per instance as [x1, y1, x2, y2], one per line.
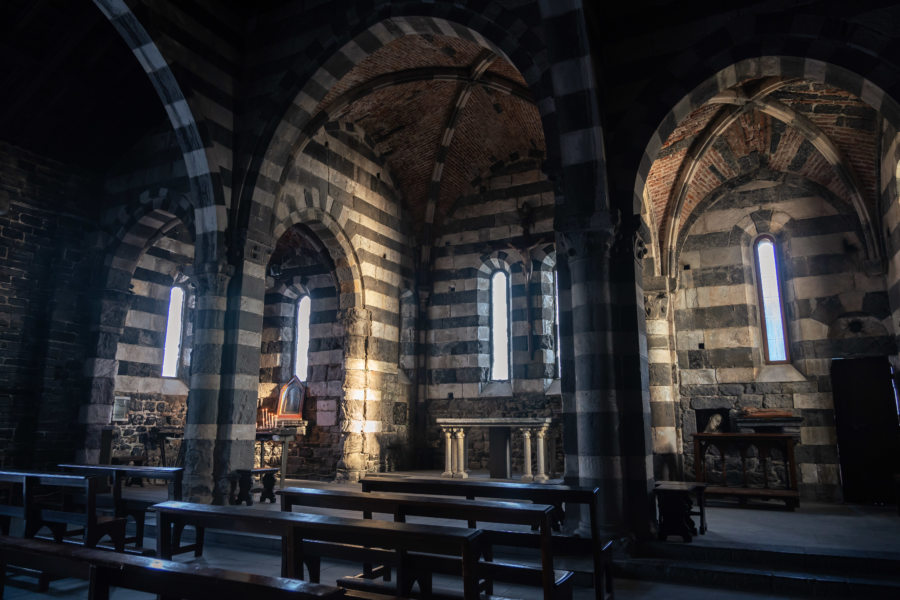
[754, 236, 789, 363]
[161, 286, 185, 377]
[490, 271, 510, 381]
[554, 269, 562, 379]
[294, 295, 311, 381]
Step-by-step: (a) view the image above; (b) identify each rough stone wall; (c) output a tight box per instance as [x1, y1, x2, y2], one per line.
[112, 227, 194, 465]
[672, 177, 893, 501]
[262, 124, 415, 477]
[0, 142, 98, 468]
[258, 262, 344, 477]
[425, 161, 562, 473]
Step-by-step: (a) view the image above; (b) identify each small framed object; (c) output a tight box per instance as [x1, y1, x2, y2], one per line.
[277, 375, 306, 425]
[112, 396, 130, 422]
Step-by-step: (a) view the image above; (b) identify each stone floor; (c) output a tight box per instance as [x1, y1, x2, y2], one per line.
[3, 470, 898, 599]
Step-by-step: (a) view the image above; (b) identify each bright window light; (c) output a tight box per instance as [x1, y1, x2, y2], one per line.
[161, 286, 185, 377]
[491, 271, 510, 381]
[554, 270, 562, 379]
[755, 238, 787, 362]
[294, 296, 311, 381]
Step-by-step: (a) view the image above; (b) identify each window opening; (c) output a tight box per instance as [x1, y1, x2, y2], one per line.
[490, 271, 510, 381]
[161, 286, 185, 377]
[554, 269, 562, 379]
[754, 236, 788, 362]
[294, 295, 311, 382]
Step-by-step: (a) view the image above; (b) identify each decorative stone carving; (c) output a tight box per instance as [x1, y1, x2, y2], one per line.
[644, 291, 669, 320]
[556, 227, 617, 262]
[186, 261, 233, 296]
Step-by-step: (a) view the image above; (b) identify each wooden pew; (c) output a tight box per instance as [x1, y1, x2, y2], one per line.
[27, 473, 126, 552]
[0, 472, 33, 537]
[279, 486, 571, 600]
[58, 463, 183, 550]
[0, 534, 348, 600]
[360, 475, 613, 600]
[154, 500, 485, 600]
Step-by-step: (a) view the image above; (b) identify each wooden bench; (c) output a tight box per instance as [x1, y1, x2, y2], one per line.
[360, 475, 612, 600]
[58, 463, 183, 550]
[154, 500, 485, 600]
[0, 534, 348, 600]
[10, 472, 126, 552]
[279, 486, 571, 600]
[0, 472, 33, 536]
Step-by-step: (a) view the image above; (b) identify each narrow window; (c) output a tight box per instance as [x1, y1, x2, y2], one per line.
[554, 270, 562, 379]
[161, 286, 185, 377]
[294, 295, 311, 382]
[754, 236, 788, 362]
[490, 271, 510, 381]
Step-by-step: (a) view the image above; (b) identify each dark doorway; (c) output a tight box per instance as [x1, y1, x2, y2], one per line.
[831, 357, 900, 504]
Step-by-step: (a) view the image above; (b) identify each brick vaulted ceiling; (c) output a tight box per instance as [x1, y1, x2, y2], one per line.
[314, 34, 543, 242]
[645, 79, 879, 275]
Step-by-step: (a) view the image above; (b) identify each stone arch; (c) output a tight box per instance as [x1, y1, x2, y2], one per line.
[78, 207, 195, 463]
[634, 55, 900, 200]
[93, 0, 223, 265]
[272, 206, 365, 311]
[241, 2, 604, 247]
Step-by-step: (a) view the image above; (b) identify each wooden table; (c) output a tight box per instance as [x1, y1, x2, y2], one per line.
[692, 433, 799, 509]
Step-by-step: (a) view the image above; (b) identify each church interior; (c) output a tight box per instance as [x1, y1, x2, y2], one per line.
[1, 0, 899, 598]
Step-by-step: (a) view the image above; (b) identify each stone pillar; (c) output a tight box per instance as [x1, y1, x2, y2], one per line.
[644, 286, 681, 480]
[337, 307, 372, 482]
[534, 425, 549, 483]
[441, 427, 453, 477]
[77, 288, 133, 463]
[211, 254, 268, 505]
[557, 224, 624, 535]
[453, 428, 468, 478]
[182, 261, 232, 503]
[521, 428, 533, 482]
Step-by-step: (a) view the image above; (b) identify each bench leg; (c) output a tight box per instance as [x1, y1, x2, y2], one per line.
[194, 526, 205, 557]
[134, 512, 146, 548]
[260, 472, 277, 503]
[88, 566, 110, 600]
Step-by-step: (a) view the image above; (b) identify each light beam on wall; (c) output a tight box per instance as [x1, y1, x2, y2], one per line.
[294, 295, 311, 381]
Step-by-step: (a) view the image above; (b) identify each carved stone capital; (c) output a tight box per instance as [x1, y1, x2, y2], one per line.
[341, 307, 373, 337]
[643, 291, 669, 320]
[557, 228, 617, 262]
[613, 213, 649, 260]
[186, 261, 234, 296]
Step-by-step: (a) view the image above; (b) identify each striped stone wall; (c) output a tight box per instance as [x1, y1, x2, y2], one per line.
[673, 176, 894, 501]
[259, 124, 415, 478]
[113, 224, 194, 466]
[425, 161, 563, 473]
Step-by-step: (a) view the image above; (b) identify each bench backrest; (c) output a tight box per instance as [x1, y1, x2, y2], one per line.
[58, 464, 184, 500]
[154, 500, 482, 555]
[0, 471, 35, 521]
[0, 534, 344, 600]
[30, 473, 101, 528]
[280, 486, 554, 527]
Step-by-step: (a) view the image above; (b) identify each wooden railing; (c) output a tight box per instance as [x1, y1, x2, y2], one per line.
[693, 433, 799, 509]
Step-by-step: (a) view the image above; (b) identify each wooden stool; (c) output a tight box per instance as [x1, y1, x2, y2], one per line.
[230, 468, 280, 506]
[655, 481, 708, 542]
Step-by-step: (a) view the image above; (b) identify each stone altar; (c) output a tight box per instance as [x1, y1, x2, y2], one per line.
[435, 417, 554, 483]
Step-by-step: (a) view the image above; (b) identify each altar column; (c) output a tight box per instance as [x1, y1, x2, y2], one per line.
[453, 428, 468, 478]
[534, 425, 549, 483]
[441, 427, 453, 477]
[521, 428, 534, 482]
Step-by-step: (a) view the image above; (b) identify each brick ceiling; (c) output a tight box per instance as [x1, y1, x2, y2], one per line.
[316, 34, 542, 241]
[645, 79, 879, 270]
